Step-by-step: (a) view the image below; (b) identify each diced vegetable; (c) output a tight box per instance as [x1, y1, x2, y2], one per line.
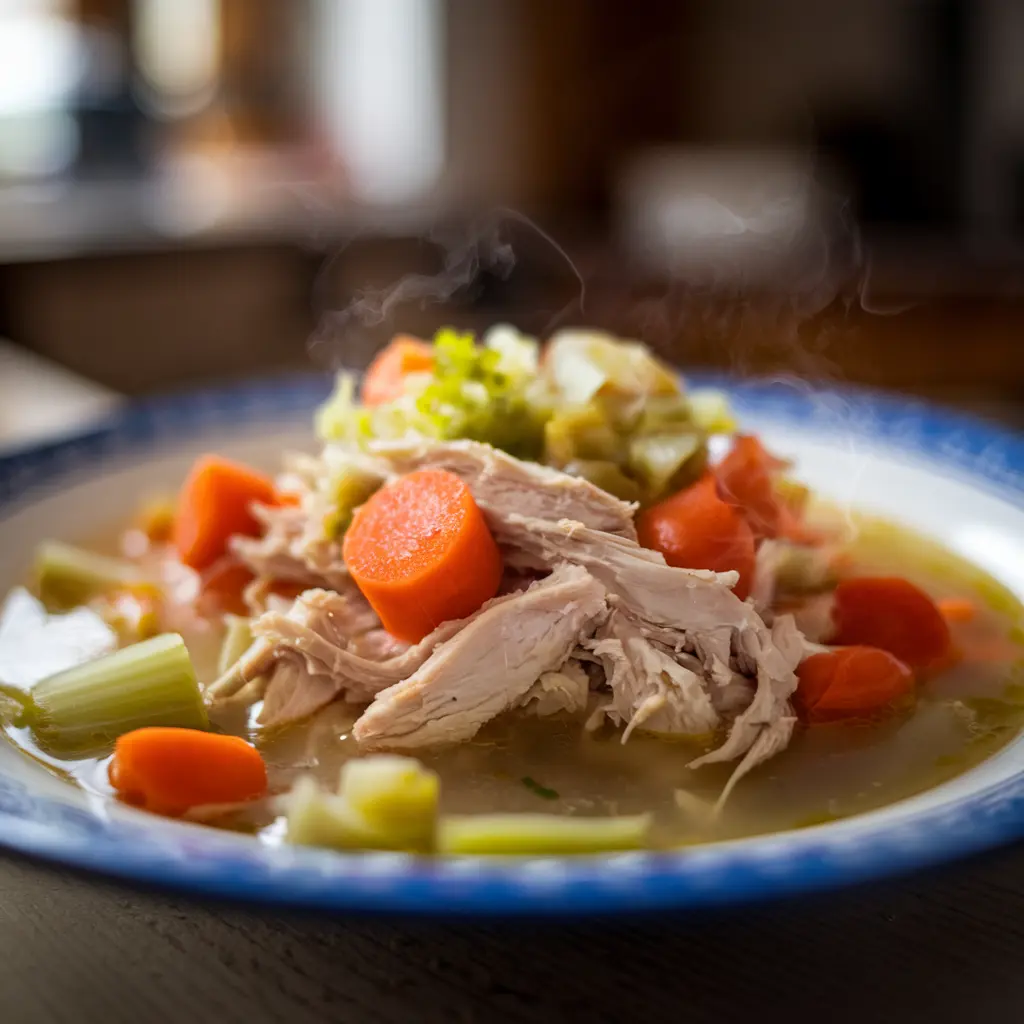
[35, 541, 143, 608]
[339, 755, 439, 847]
[217, 615, 254, 676]
[321, 463, 384, 538]
[773, 544, 839, 595]
[715, 435, 789, 541]
[830, 577, 952, 669]
[562, 460, 642, 503]
[543, 404, 625, 467]
[636, 475, 756, 599]
[173, 455, 278, 571]
[285, 756, 439, 852]
[31, 633, 208, 756]
[361, 335, 435, 406]
[795, 647, 915, 723]
[543, 331, 679, 406]
[343, 468, 503, 642]
[627, 432, 706, 499]
[317, 328, 549, 459]
[437, 812, 651, 855]
[109, 726, 266, 816]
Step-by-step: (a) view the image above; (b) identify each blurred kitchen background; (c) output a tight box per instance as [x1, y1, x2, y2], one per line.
[1, 0, 1023, 443]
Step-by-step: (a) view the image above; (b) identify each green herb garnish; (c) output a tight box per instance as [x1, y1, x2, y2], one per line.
[522, 776, 559, 800]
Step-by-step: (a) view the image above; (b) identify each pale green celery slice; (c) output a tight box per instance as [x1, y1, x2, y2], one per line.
[774, 544, 837, 594]
[285, 757, 439, 853]
[217, 615, 254, 676]
[628, 432, 705, 498]
[323, 465, 384, 538]
[688, 389, 737, 434]
[339, 755, 439, 846]
[35, 541, 144, 608]
[31, 633, 208, 756]
[437, 813, 652, 855]
[543, 405, 624, 467]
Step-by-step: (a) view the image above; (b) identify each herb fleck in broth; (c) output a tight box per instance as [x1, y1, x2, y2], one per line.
[4, 509, 1024, 850]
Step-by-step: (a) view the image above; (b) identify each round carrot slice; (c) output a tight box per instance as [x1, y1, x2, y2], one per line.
[795, 647, 915, 723]
[636, 474, 756, 599]
[343, 469, 504, 642]
[830, 576, 952, 669]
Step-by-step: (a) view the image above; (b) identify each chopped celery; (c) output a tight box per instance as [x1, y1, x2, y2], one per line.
[437, 812, 651, 855]
[316, 328, 550, 459]
[322, 464, 384, 538]
[339, 755, 439, 846]
[544, 331, 680, 406]
[31, 633, 208, 757]
[628, 432, 706, 499]
[217, 615, 254, 676]
[563, 460, 642, 503]
[634, 393, 695, 434]
[543, 405, 624, 467]
[285, 777, 387, 850]
[285, 755, 439, 852]
[774, 545, 837, 594]
[688, 389, 737, 434]
[35, 541, 143, 608]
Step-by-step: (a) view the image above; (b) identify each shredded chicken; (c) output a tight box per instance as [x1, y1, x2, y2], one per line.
[352, 565, 609, 749]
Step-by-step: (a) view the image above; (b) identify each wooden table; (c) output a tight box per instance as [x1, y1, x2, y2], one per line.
[2, 344, 1023, 1023]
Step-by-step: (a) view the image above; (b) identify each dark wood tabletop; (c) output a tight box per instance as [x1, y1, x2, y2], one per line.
[3, 841, 1024, 1024]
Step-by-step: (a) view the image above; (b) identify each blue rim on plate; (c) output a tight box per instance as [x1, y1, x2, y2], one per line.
[1, 373, 1023, 916]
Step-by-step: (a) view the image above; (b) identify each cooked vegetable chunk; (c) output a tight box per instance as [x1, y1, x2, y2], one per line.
[343, 468, 503, 642]
[31, 633, 208, 755]
[109, 726, 266, 816]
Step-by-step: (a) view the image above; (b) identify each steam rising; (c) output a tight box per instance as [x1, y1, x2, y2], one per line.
[308, 209, 585, 369]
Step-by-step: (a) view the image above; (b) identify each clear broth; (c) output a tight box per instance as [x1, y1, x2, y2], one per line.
[4, 510, 1024, 849]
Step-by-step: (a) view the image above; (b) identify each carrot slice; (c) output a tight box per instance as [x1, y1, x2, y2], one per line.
[362, 335, 434, 406]
[173, 455, 278, 572]
[830, 577, 952, 669]
[795, 647, 915, 723]
[715, 435, 787, 541]
[109, 727, 267, 817]
[636, 474, 756, 599]
[342, 468, 504, 642]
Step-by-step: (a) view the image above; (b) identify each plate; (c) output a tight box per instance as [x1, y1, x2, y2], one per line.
[1, 373, 1023, 915]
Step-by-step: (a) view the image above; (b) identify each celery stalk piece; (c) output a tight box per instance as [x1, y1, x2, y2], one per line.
[339, 755, 439, 848]
[628, 432, 706, 499]
[30, 633, 208, 757]
[35, 541, 144, 608]
[285, 759, 439, 853]
[217, 615, 254, 676]
[437, 813, 652, 855]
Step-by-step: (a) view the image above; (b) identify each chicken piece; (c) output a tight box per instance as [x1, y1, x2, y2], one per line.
[584, 610, 720, 740]
[352, 565, 609, 749]
[369, 438, 639, 540]
[517, 659, 592, 717]
[231, 503, 349, 591]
